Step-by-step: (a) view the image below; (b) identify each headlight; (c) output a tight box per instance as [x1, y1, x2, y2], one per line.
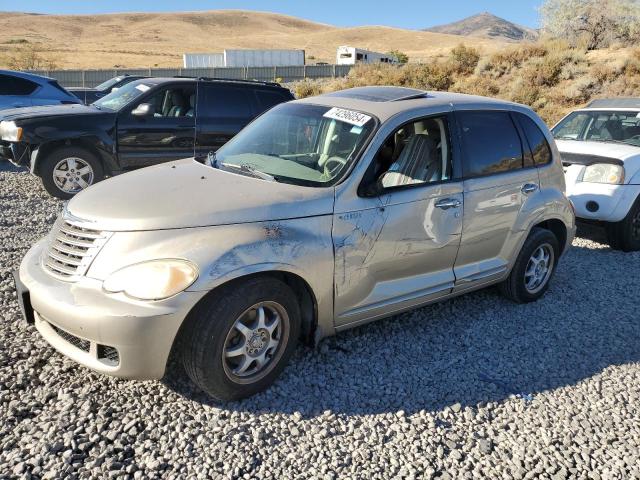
[581, 163, 624, 184]
[103, 259, 198, 300]
[0, 121, 23, 142]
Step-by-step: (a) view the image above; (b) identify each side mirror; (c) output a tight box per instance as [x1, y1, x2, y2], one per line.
[361, 175, 386, 197]
[131, 103, 153, 117]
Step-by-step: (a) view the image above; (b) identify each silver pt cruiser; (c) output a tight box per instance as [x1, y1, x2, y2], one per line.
[15, 87, 576, 401]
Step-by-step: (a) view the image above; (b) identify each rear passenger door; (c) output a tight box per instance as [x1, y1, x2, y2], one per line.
[452, 109, 541, 291]
[194, 84, 256, 156]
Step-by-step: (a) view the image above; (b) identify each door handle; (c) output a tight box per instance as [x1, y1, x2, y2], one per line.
[521, 183, 539, 194]
[434, 198, 462, 210]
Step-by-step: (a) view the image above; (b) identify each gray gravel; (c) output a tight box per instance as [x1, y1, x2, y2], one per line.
[1, 162, 640, 480]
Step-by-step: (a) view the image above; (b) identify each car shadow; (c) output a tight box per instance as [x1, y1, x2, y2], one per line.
[163, 236, 640, 417]
[0, 160, 25, 173]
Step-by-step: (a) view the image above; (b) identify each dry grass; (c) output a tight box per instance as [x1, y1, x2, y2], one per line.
[0, 10, 509, 69]
[293, 40, 640, 125]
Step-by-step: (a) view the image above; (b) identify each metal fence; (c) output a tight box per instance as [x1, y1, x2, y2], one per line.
[29, 65, 354, 88]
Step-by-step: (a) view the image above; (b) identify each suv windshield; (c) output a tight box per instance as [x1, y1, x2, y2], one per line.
[95, 77, 122, 91]
[553, 110, 640, 147]
[212, 103, 376, 186]
[93, 81, 153, 111]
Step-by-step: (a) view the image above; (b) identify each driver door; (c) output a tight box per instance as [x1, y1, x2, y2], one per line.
[332, 113, 464, 329]
[116, 84, 196, 168]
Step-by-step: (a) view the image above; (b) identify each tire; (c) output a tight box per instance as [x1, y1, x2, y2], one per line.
[181, 277, 301, 402]
[605, 197, 640, 252]
[39, 146, 104, 200]
[500, 227, 560, 303]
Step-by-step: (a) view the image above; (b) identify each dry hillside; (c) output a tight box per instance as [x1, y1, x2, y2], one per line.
[0, 10, 509, 69]
[425, 12, 538, 41]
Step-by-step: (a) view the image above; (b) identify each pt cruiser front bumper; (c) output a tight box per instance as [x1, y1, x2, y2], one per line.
[15, 239, 206, 379]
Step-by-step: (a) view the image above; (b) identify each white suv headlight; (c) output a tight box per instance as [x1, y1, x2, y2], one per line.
[581, 163, 625, 184]
[103, 259, 198, 300]
[0, 121, 23, 142]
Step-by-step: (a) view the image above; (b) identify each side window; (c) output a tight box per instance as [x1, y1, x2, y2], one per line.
[255, 90, 291, 112]
[0, 75, 38, 96]
[137, 86, 195, 118]
[458, 111, 523, 177]
[201, 85, 253, 118]
[516, 112, 552, 166]
[372, 116, 452, 189]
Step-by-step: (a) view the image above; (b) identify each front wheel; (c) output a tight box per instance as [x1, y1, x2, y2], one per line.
[500, 227, 559, 303]
[181, 277, 301, 402]
[606, 197, 640, 252]
[39, 146, 104, 199]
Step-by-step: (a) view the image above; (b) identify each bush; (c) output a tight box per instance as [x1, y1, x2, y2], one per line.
[449, 44, 480, 75]
[388, 50, 409, 64]
[3, 44, 58, 70]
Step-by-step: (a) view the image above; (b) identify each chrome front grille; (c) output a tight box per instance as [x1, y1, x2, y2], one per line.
[43, 218, 111, 280]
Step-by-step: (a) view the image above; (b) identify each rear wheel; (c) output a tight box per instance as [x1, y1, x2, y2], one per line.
[605, 198, 640, 252]
[181, 277, 300, 402]
[39, 146, 104, 199]
[500, 227, 559, 303]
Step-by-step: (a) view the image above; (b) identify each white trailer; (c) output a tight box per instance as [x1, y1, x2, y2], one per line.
[336, 46, 398, 65]
[223, 49, 305, 67]
[183, 53, 225, 68]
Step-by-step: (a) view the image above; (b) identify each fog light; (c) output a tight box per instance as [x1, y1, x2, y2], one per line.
[586, 201, 599, 213]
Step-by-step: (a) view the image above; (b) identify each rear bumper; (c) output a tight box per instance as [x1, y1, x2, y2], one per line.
[18, 239, 206, 379]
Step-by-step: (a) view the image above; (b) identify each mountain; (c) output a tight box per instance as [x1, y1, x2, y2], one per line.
[425, 12, 538, 41]
[0, 10, 509, 69]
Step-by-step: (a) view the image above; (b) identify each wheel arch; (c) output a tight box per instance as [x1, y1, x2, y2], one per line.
[532, 218, 569, 255]
[167, 270, 319, 373]
[33, 137, 115, 176]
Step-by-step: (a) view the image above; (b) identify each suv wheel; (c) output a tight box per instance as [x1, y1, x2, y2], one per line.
[182, 277, 300, 402]
[606, 197, 640, 252]
[500, 227, 559, 303]
[40, 146, 104, 199]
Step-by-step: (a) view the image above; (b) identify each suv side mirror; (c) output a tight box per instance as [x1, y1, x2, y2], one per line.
[132, 103, 153, 117]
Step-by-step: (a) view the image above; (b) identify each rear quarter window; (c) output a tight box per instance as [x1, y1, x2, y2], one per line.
[200, 85, 253, 118]
[255, 89, 292, 112]
[515, 112, 553, 166]
[457, 111, 524, 178]
[0, 75, 39, 96]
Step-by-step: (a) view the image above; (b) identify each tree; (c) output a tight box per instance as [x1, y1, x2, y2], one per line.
[540, 0, 640, 49]
[388, 50, 409, 64]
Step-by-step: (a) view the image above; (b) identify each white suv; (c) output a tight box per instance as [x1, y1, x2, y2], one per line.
[552, 98, 640, 251]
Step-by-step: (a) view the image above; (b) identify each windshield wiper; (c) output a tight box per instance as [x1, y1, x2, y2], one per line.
[220, 162, 276, 182]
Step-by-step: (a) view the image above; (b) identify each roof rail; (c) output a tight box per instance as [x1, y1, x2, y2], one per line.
[172, 76, 281, 87]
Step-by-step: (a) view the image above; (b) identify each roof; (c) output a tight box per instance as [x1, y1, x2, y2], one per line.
[296, 86, 519, 122]
[133, 77, 284, 89]
[586, 98, 640, 109]
[0, 69, 53, 82]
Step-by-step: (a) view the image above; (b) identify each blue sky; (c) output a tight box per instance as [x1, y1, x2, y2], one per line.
[2, 0, 543, 28]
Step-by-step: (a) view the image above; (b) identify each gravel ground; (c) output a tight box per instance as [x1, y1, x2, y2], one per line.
[1, 162, 640, 480]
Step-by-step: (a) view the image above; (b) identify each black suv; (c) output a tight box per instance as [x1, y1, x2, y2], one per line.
[68, 74, 147, 105]
[0, 77, 294, 198]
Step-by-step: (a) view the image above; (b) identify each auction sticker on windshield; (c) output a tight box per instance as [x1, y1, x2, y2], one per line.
[135, 84, 151, 92]
[323, 107, 371, 127]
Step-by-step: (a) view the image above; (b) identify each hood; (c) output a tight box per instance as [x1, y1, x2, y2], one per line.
[67, 159, 335, 231]
[556, 139, 640, 162]
[0, 103, 103, 122]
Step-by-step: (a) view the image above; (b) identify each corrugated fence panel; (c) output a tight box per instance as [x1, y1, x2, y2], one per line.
[305, 65, 334, 79]
[84, 70, 117, 88]
[247, 67, 275, 82]
[48, 70, 84, 88]
[276, 66, 305, 82]
[26, 65, 352, 87]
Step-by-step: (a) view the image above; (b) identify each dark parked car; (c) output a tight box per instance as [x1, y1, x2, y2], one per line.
[0, 77, 294, 198]
[68, 74, 147, 105]
[0, 70, 81, 110]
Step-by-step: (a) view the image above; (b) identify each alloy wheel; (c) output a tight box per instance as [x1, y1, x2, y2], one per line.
[52, 157, 94, 194]
[524, 243, 555, 294]
[222, 301, 289, 384]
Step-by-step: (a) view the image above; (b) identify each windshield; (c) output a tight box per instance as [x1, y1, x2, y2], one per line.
[552, 110, 640, 147]
[95, 77, 122, 91]
[213, 103, 377, 186]
[93, 81, 153, 111]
